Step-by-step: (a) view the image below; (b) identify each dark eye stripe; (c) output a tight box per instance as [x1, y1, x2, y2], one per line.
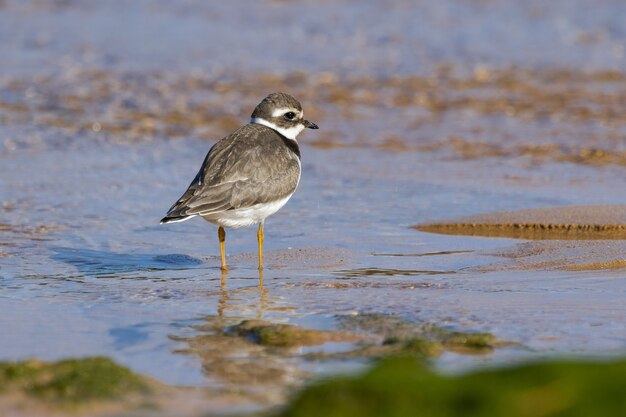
[284, 112, 296, 120]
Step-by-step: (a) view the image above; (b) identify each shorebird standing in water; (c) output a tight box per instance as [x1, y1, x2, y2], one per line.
[160, 92, 319, 271]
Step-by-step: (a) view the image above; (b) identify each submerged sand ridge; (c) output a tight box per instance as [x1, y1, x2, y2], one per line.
[474, 240, 626, 272]
[414, 205, 626, 240]
[2, 67, 625, 168]
[414, 205, 626, 271]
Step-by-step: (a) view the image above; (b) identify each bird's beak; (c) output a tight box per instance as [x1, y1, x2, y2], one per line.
[303, 120, 319, 129]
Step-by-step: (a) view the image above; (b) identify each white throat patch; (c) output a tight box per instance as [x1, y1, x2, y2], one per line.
[251, 117, 305, 140]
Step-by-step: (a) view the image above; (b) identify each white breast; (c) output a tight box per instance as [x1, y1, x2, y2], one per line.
[201, 194, 293, 228]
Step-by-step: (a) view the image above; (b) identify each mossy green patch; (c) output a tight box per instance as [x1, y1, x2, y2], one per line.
[332, 314, 511, 359]
[0, 356, 149, 404]
[382, 337, 444, 357]
[232, 319, 356, 347]
[442, 331, 496, 353]
[277, 357, 626, 417]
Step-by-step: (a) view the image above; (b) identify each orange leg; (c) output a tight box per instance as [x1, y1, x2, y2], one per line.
[257, 222, 264, 270]
[218, 226, 227, 271]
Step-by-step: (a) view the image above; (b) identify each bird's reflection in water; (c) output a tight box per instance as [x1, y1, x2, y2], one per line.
[176, 269, 298, 400]
[216, 268, 272, 319]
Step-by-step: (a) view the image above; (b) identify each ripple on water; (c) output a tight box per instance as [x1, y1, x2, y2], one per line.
[333, 267, 456, 279]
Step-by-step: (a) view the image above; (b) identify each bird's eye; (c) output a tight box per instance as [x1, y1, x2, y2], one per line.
[284, 112, 296, 120]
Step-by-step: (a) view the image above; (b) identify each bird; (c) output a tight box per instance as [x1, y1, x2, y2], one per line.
[160, 92, 319, 271]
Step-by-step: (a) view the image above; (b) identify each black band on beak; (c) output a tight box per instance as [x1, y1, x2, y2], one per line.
[304, 120, 319, 129]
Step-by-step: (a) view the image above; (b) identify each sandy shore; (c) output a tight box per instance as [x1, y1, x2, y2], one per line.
[414, 205, 626, 271]
[414, 205, 626, 240]
[475, 240, 626, 272]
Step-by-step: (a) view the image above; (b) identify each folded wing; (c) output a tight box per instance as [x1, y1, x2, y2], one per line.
[160, 125, 300, 224]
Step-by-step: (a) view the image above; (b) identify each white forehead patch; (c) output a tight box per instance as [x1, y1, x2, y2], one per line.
[251, 117, 305, 140]
[271, 107, 303, 118]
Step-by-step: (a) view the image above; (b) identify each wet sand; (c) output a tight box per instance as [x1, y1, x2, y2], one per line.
[415, 205, 626, 239]
[2, 68, 625, 169]
[227, 246, 353, 270]
[415, 205, 626, 271]
[474, 240, 626, 272]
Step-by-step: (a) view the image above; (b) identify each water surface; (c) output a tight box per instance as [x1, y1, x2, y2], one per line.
[1, 0, 626, 411]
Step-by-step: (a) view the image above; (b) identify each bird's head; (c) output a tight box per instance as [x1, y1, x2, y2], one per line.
[250, 92, 319, 140]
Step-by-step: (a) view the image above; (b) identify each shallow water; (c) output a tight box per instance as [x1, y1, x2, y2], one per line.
[2, 137, 625, 385]
[1, 0, 625, 76]
[1, 0, 626, 412]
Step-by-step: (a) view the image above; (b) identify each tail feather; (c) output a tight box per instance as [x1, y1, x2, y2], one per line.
[160, 215, 194, 224]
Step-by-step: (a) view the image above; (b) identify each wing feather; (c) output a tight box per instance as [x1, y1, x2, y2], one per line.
[161, 124, 300, 223]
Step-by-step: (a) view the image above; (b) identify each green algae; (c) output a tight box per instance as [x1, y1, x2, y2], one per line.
[277, 357, 626, 417]
[231, 319, 357, 348]
[442, 331, 496, 350]
[0, 357, 149, 404]
[382, 337, 444, 358]
[173, 315, 514, 409]
[172, 316, 362, 403]
[335, 314, 511, 359]
[360, 330, 498, 360]
[225, 315, 507, 360]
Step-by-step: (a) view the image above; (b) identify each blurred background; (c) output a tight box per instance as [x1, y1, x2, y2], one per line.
[1, 1, 625, 416]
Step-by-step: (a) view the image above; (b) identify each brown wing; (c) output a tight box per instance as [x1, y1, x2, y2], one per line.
[160, 124, 300, 223]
